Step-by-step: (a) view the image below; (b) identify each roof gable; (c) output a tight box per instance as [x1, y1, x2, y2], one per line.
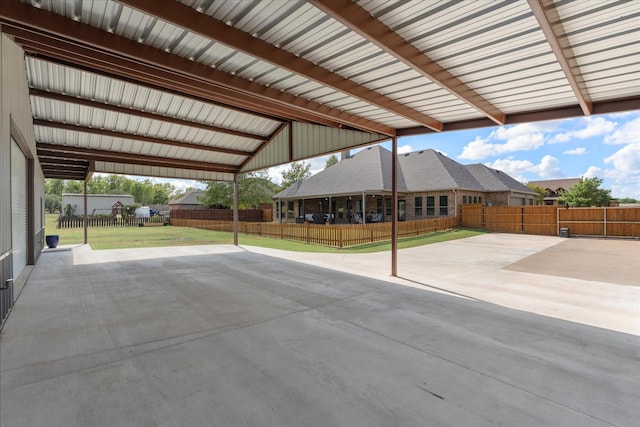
[169, 189, 205, 205]
[274, 145, 389, 198]
[276, 146, 536, 199]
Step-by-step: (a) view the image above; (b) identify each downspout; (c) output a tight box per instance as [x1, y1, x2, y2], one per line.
[233, 174, 239, 245]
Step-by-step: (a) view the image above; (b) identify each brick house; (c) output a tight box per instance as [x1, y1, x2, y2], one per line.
[527, 178, 581, 206]
[273, 146, 536, 223]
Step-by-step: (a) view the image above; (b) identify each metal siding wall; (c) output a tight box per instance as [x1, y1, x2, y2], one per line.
[1, 35, 45, 310]
[292, 123, 388, 160]
[241, 126, 289, 172]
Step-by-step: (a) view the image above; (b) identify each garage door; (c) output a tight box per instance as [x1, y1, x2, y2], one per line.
[11, 138, 27, 279]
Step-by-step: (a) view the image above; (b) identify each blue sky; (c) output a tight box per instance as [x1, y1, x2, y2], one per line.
[152, 110, 640, 199]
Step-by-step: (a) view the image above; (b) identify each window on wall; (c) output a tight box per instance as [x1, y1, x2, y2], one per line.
[337, 200, 344, 219]
[478, 196, 482, 204]
[384, 197, 391, 216]
[473, 196, 478, 203]
[463, 195, 467, 204]
[426, 196, 435, 216]
[439, 195, 448, 216]
[415, 197, 423, 216]
[287, 201, 295, 219]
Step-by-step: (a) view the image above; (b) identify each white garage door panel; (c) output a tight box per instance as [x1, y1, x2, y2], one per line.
[11, 138, 27, 279]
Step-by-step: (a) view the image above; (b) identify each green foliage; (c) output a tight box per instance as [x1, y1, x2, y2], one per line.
[45, 176, 176, 209]
[200, 172, 279, 209]
[280, 161, 311, 190]
[526, 183, 546, 205]
[559, 177, 611, 207]
[617, 197, 639, 204]
[325, 154, 339, 169]
[124, 203, 140, 217]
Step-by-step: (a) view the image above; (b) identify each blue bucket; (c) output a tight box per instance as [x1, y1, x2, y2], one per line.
[45, 235, 59, 249]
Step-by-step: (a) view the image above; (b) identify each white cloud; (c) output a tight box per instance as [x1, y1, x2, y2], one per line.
[398, 144, 413, 154]
[485, 155, 563, 181]
[534, 155, 563, 179]
[604, 115, 640, 145]
[459, 132, 544, 160]
[603, 143, 640, 181]
[550, 116, 616, 143]
[564, 147, 587, 155]
[265, 155, 330, 185]
[583, 166, 604, 179]
[459, 122, 550, 160]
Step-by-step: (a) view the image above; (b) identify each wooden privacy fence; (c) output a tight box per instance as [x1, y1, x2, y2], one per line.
[460, 204, 640, 238]
[171, 216, 459, 248]
[57, 215, 169, 228]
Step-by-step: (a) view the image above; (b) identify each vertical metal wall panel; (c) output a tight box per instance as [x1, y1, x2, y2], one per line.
[241, 125, 290, 172]
[291, 123, 388, 160]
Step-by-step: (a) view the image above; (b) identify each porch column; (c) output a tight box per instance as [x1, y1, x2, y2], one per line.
[233, 174, 239, 245]
[391, 136, 398, 277]
[83, 179, 88, 245]
[329, 197, 332, 223]
[362, 192, 366, 222]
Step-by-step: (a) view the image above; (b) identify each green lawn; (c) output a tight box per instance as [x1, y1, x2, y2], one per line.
[45, 214, 485, 253]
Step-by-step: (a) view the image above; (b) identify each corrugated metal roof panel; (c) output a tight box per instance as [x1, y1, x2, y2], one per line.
[26, 58, 280, 137]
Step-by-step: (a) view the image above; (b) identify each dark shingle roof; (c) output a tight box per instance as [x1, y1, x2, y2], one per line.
[275, 146, 536, 199]
[169, 189, 205, 205]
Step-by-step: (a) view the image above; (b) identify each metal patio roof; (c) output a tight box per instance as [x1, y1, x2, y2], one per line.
[1, 0, 639, 182]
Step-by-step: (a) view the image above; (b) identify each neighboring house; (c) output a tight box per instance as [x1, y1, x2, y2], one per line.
[61, 193, 135, 216]
[527, 178, 581, 206]
[273, 146, 536, 223]
[169, 190, 206, 211]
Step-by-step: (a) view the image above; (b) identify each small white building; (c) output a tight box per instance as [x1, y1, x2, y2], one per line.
[61, 193, 135, 216]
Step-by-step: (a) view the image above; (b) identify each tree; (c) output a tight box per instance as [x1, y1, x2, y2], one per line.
[526, 183, 546, 205]
[280, 161, 311, 190]
[559, 177, 611, 207]
[325, 154, 338, 169]
[200, 172, 279, 209]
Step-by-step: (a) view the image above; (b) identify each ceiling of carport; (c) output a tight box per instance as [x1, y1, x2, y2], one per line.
[1, 0, 638, 182]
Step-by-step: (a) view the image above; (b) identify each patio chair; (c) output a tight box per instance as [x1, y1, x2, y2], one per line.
[312, 213, 326, 224]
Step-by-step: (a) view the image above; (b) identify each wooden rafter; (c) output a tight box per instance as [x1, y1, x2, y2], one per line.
[37, 144, 239, 173]
[33, 119, 253, 157]
[0, 0, 394, 136]
[117, 0, 442, 132]
[30, 89, 268, 142]
[309, 0, 505, 126]
[528, 0, 592, 115]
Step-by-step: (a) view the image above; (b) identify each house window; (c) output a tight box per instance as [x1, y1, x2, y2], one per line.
[426, 196, 435, 216]
[415, 197, 423, 216]
[439, 195, 448, 216]
[287, 201, 295, 219]
[385, 197, 391, 216]
[463, 195, 467, 204]
[337, 200, 344, 219]
[473, 196, 478, 203]
[478, 196, 482, 204]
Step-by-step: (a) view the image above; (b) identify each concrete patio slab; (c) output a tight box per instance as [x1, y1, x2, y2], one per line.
[1, 235, 639, 427]
[247, 234, 640, 335]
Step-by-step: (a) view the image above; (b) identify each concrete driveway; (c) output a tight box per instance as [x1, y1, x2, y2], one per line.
[1, 234, 638, 426]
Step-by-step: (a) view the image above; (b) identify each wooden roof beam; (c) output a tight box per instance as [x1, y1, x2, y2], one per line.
[30, 89, 268, 142]
[37, 144, 239, 173]
[309, 0, 505, 126]
[117, 0, 441, 132]
[33, 119, 253, 157]
[0, 1, 394, 136]
[528, 0, 592, 115]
